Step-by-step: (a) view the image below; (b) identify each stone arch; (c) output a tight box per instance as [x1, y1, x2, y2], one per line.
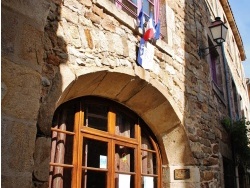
[56, 70, 195, 166]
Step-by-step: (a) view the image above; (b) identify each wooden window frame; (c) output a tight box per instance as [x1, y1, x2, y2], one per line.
[49, 97, 162, 188]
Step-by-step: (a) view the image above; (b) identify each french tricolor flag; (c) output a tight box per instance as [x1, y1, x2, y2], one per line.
[143, 13, 156, 41]
[154, 20, 160, 40]
[137, 6, 145, 29]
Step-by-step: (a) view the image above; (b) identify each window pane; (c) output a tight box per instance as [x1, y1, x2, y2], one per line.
[115, 145, 135, 172]
[115, 111, 135, 138]
[141, 151, 157, 174]
[82, 138, 108, 169]
[82, 170, 107, 188]
[115, 173, 135, 188]
[143, 0, 149, 17]
[141, 176, 157, 188]
[143, 0, 155, 18]
[85, 104, 108, 131]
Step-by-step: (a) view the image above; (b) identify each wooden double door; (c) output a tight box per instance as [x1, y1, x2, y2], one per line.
[49, 97, 162, 188]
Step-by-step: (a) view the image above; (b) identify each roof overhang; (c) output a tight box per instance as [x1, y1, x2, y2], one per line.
[220, 0, 246, 61]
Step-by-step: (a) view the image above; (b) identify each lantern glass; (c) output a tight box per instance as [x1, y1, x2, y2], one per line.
[209, 17, 228, 44]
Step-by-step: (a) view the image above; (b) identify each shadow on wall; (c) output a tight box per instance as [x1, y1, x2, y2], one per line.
[35, 0, 68, 187]
[182, 0, 231, 187]
[1, 0, 66, 187]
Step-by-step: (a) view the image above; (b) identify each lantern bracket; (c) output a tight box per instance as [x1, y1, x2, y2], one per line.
[198, 43, 221, 58]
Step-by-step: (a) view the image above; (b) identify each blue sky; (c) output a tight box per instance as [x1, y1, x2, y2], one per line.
[228, 0, 250, 78]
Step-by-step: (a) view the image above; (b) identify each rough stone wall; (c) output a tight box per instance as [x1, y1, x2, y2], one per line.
[2, 0, 248, 187]
[39, 0, 229, 187]
[1, 0, 50, 187]
[168, 1, 231, 187]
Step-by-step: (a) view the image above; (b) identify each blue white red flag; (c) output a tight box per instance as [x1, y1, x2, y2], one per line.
[143, 13, 155, 41]
[154, 20, 160, 40]
[137, 38, 154, 70]
[137, 6, 144, 29]
[137, 38, 145, 67]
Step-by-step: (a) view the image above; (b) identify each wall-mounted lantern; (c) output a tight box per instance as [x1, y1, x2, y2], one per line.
[198, 17, 228, 58]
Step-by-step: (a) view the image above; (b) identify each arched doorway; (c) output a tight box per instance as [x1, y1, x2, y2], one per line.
[49, 96, 162, 188]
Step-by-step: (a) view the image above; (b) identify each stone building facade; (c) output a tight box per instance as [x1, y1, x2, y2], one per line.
[1, 0, 249, 187]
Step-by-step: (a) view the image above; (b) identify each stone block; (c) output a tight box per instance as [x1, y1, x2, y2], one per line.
[63, 0, 83, 14]
[1, 8, 18, 57]
[92, 5, 104, 18]
[61, 6, 79, 24]
[78, 25, 89, 48]
[101, 17, 116, 32]
[161, 125, 195, 165]
[18, 22, 44, 65]
[1, 174, 33, 188]
[59, 63, 76, 91]
[68, 25, 81, 48]
[202, 171, 214, 181]
[212, 144, 219, 154]
[33, 137, 51, 181]
[127, 40, 136, 60]
[85, 12, 101, 24]
[47, 53, 60, 66]
[79, 0, 92, 8]
[203, 157, 218, 166]
[189, 135, 200, 142]
[2, 0, 50, 31]
[90, 28, 108, 51]
[106, 33, 124, 55]
[1, 58, 41, 120]
[201, 146, 212, 155]
[61, 22, 81, 48]
[1, 116, 36, 174]
[200, 138, 211, 147]
[85, 29, 94, 49]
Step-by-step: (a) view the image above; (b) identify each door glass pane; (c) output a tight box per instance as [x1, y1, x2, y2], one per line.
[141, 151, 157, 174]
[50, 167, 72, 188]
[82, 138, 108, 169]
[115, 173, 135, 188]
[52, 102, 79, 132]
[64, 134, 74, 164]
[82, 170, 107, 188]
[141, 176, 157, 188]
[115, 145, 135, 172]
[50, 133, 74, 165]
[141, 131, 153, 150]
[84, 104, 108, 131]
[65, 102, 78, 132]
[115, 111, 135, 138]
